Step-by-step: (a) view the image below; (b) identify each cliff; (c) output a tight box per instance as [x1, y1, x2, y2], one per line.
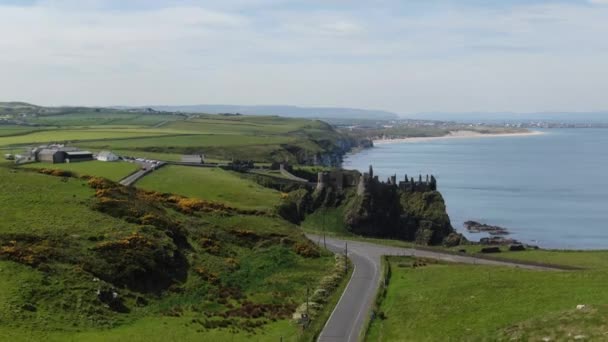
[343, 178, 459, 245]
[279, 167, 464, 246]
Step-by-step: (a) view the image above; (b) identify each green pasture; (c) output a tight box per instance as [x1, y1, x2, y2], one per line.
[366, 256, 608, 341]
[0, 129, 169, 147]
[137, 166, 282, 210]
[0, 167, 136, 237]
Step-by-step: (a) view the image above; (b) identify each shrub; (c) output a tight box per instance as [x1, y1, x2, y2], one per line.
[293, 241, 320, 258]
[86, 232, 188, 293]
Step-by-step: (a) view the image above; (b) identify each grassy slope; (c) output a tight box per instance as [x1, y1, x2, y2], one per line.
[137, 166, 282, 211]
[367, 257, 608, 341]
[0, 168, 136, 236]
[20, 161, 140, 182]
[0, 165, 337, 341]
[300, 207, 352, 236]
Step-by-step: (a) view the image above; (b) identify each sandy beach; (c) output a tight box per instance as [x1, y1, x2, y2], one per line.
[372, 130, 545, 145]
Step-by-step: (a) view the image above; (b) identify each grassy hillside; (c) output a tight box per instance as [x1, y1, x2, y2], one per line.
[0, 165, 342, 341]
[366, 256, 608, 341]
[137, 166, 282, 211]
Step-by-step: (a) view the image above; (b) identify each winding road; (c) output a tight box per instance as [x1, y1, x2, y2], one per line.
[306, 234, 563, 342]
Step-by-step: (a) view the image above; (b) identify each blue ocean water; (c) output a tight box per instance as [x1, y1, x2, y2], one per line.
[343, 129, 608, 249]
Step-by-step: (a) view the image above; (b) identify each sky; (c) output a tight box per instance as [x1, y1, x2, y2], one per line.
[1, 0, 608, 115]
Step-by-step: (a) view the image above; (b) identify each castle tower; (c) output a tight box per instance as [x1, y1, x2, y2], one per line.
[316, 172, 330, 191]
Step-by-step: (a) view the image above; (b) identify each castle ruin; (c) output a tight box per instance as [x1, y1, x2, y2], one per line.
[315, 164, 437, 194]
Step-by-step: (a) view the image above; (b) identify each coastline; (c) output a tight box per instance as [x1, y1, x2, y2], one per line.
[372, 130, 545, 145]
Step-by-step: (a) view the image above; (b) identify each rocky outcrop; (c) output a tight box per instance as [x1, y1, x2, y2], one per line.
[276, 165, 463, 246]
[465, 221, 509, 235]
[343, 179, 460, 245]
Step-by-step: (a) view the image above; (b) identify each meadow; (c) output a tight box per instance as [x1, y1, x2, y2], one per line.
[0, 129, 169, 147]
[0, 167, 137, 236]
[366, 256, 608, 341]
[1, 112, 338, 164]
[0, 164, 341, 341]
[137, 166, 282, 210]
[20, 160, 140, 182]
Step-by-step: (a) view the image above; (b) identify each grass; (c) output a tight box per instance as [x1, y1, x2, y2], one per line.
[137, 166, 282, 210]
[0, 167, 136, 236]
[0, 129, 168, 147]
[0, 317, 300, 342]
[366, 256, 608, 341]
[0, 125, 44, 136]
[20, 161, 140, 182]
[448, 245, 608, 269]
[85, 134, 294, 147]
[0, 166, 337, 341]
[300, 207, 352, 236]
[0, 111, 358, 340]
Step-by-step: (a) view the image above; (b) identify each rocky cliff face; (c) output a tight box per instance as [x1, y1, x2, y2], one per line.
[297, 137, 373, 166]
[343, 179, 460, 245]
[278, 170, 464, 246]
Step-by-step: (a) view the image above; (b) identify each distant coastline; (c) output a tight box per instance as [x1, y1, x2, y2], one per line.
[372, 130, 545, 145]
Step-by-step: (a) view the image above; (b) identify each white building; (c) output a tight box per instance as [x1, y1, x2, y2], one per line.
[97, 151, 120, 162]
[181, 154, 205, 164]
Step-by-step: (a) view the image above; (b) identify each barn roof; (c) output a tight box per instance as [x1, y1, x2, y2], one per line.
[65, 151, 93, 156]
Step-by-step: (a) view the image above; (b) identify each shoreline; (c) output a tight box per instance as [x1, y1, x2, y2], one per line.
[372, 130, 545, 145]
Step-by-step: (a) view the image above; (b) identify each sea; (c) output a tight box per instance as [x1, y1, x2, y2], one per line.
[342, 129, 608, 249]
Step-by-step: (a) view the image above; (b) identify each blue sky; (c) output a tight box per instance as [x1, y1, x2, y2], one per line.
[1, 0, 607, 115]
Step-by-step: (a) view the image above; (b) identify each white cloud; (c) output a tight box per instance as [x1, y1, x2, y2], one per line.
[0, 1, 607, 114]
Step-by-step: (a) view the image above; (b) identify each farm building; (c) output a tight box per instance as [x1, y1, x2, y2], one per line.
[65, 151, 93, 163]
[97, 151, 120, 162]
[37, 148, 66, 163]
[181, 154, 205, 164]
[36, 147, 93, 164]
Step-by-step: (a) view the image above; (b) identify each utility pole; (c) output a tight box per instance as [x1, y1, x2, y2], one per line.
[344, 242, 348, 275]
[323, 209, 326, 249]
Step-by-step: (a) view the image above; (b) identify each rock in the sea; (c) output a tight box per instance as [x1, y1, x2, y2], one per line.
[464, 221, 510, 235]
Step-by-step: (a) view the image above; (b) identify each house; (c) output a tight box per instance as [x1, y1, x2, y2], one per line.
[97, 151, 120, 162]
[181, 154, 205, 164]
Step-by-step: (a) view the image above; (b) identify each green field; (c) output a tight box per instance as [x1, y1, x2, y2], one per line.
[0, 125, 42, 137]
[366, 257, 608, 341]
[80, 134, 295, 149]
[137, 166, 282, 210]
[0, 164, 340, 341]
[0, 129, 169, 147]
[20, 160, 140, 182]
[0, 168, 136, 236]
[1, 112, 341, 164]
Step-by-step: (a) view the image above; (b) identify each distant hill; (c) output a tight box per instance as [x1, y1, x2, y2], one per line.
[135, 104, 399, 120]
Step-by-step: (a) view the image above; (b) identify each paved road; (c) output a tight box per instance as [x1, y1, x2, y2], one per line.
[119, 161, 165, 186]
[307, 234, 562, 342]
